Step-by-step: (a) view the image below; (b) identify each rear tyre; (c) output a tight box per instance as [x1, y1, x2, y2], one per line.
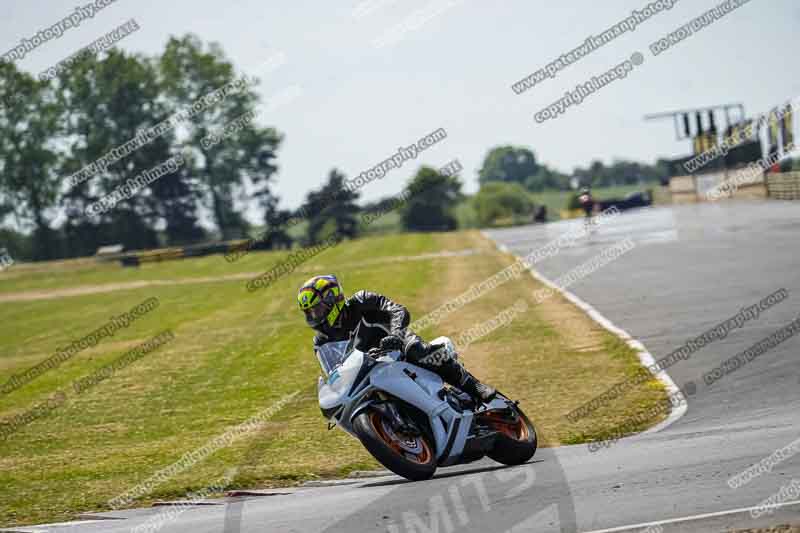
[485, 408, 538, 465]
[353, 410, 437, 481]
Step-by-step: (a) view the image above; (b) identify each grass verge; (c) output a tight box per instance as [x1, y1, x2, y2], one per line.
[0, 230, 667, 527]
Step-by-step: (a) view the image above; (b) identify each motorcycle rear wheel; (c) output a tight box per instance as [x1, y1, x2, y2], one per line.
[353, 410, 437, 481]
[484, 408, 538, 465]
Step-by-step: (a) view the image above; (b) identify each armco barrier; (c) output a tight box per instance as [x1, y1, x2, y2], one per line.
[110, 241, 245, 267]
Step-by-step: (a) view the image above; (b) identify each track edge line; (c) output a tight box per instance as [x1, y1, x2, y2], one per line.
[481, 232, 687, 436]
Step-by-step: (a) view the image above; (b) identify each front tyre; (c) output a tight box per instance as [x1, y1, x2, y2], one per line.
[485, 408, 538, 465]
[353, 410, 437, 481]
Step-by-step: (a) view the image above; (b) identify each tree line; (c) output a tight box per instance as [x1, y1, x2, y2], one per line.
[478, 145, 670, 191]
[471, 146, 669, 226]
[0, 34, 668, 263]
[0, 33, 469, 262]
[0, 34, 283, 260]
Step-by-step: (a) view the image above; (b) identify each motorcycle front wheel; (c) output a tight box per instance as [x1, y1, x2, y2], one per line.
[353, 409, 437, 481]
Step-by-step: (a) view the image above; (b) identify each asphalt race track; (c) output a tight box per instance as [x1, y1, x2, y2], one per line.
[8, 201, 799, 533]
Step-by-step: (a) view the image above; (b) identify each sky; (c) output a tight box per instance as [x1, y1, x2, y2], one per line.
[2, 0, 799, 215]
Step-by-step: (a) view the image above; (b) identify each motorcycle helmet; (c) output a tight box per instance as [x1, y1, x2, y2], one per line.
[297, 274, 345, 331]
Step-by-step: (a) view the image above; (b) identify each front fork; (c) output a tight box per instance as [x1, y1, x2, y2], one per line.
[367, 393, 423, 436]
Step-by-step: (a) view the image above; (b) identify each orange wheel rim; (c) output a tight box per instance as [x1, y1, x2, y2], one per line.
[369, 411, 432, 464]
[482, 412, 529, 441]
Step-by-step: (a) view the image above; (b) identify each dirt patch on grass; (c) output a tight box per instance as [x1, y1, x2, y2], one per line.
[0, 274, 260, 303]
[533, 298, 605, 353]
[0, 249, 485, 303]
[434, 235, 497, 379]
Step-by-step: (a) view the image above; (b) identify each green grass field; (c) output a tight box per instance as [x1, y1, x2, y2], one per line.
[0, 231, 667, 527]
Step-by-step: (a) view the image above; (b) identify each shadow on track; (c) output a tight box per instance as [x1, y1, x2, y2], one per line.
[358, 460, 545, 488]
[221, 394, 577, 533]
[322, 448, 575, 533]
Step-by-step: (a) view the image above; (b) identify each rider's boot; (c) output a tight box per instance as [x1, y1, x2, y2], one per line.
[459, 370, 497, 404]
[437, 358, 497, 404]
[404, 335, 497, 404]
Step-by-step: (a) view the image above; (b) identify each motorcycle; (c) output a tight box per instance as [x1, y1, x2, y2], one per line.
[316, 328, 537, 481]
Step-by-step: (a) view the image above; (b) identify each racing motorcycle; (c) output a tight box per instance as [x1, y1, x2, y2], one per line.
[316, 326, 537, 481]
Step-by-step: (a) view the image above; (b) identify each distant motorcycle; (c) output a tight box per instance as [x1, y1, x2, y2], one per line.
[316, 328, 537, 481]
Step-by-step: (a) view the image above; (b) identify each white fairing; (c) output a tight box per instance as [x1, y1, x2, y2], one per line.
[318, 349, 364, 412]
[367, 361, 452, 455]
[316, 335, 511, 464]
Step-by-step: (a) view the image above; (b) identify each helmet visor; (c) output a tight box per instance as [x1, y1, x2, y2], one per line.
[304, 302, 331, 328]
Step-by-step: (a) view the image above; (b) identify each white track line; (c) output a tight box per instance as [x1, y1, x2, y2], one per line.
[0, 518, 118, 532]
[483, 233, 686, 434]
[579, 499, 800, 532]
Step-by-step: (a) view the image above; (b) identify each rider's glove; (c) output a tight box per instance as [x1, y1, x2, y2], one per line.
[379, 335, 405, 352]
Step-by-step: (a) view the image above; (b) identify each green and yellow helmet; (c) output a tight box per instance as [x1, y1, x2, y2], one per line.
[297, 275, 346, 330]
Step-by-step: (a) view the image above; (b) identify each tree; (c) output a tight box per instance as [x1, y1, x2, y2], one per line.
[148, 152, 206, 245]
[401, 166, 461, 232]
[525, 166, 570, 192]
[236, 119, 284, 245]
[255, 194, 293, 249]
[0, 33, 287, 261]
[473, 182, 536, 226]
[478, 146, 539, 186]
[0, 60, 63, 259]
[571, 159, 670, 189]
[159, 35, 281, 240]
[303, 169, 360, 245]
[0, 227, 32, 261]
[53, 50, 173, 255]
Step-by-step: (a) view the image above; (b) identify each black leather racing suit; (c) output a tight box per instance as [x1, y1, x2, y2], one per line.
[313, 290, 412, 352]
[312, 290, 495, 402]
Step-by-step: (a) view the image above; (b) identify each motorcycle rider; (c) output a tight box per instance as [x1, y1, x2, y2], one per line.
[578, 186, 594, 219]
[297, 274, 496, 403]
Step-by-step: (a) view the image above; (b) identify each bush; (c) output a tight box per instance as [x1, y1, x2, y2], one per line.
[400, 166, 462, 232]
[473, 182, 536, 227]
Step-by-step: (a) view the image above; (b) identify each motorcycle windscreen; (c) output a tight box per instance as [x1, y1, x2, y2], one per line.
[316, 340, 351, 377]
